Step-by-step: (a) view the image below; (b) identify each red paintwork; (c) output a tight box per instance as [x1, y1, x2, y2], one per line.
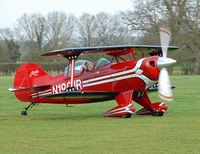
[12, 55, 167, 117]
[104, 90, 135, 117]
[136, 102, 168, 115]
[140, 57, 159, 80]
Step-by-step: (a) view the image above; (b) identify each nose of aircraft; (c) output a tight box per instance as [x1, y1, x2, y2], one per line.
[157, 57, 176, 70]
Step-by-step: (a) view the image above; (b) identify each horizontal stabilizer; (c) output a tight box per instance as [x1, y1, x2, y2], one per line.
[8, 85, 51, 92]
[42, 91, 119, 101]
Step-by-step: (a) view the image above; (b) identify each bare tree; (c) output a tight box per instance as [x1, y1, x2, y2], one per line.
[94, 12, 129, 45]
[183, 0, 200, 73]
[77, 13, 97, 46]
[94, 13, 113, 45]
[46, 11, 75, 50]
[32, 14, 47, 52]
[15, 14, 35, 50]
[0, 28, 14, 41]
[0, 41, 10, 62]
[121, 0, 188, 42]
[77, 12, 133, 47]
[0, 28, 20, 62]
[107, 13, 133, 45]
[15, 13, 47, 51]
[122, 0, 200, 74]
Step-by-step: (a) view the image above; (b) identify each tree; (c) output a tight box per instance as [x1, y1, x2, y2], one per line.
[32, 14, 47, 52]
[77, 13, 97, 47]
[0, 41, 10, 62]
[0, 28, 20, 62]
[15, 13, 47, 62]
[183, 0, 200, 73]
[16, 13, 47, 52]
[46, 11, 75, 50]
[122, 0, 200, 74]
[95, 12, 132, 45]
[77, 13, 133, 47]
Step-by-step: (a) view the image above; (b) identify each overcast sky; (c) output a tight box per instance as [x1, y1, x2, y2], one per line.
[0, 0, 133, 28]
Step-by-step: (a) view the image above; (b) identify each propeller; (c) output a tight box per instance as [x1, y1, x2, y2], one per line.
[157, 26, 176, 103]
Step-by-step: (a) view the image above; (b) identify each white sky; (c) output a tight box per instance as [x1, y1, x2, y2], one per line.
[0, 0, 133, 28]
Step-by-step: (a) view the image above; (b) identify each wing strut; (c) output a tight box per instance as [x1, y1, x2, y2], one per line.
[64, 54, 80, 91]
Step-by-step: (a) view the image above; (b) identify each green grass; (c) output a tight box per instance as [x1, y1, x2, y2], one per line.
[0, 76, 200, 153]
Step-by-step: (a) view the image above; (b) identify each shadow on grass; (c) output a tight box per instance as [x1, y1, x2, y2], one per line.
[0, 111, 168, 123]
[0, 112, 107, 123]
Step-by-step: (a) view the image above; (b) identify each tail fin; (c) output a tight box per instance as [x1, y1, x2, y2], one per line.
[13, 63, 52, 102]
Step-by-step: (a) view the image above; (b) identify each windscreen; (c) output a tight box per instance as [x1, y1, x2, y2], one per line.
[64, 60, 86, 78]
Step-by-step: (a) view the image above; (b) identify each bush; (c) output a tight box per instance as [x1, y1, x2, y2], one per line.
[0, 62, 67, 76]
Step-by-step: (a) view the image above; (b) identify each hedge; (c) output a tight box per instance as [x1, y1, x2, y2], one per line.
[0, 62, 67, 76]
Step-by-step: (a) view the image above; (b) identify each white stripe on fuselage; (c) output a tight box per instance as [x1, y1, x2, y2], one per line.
[82, 58, 155, 89]
[31, 89, 52, 98]
[31, 89, 52, 96]
[83, 73, 151, 88]
[32, 92, 52, 98]
[82, 58, 145, 84]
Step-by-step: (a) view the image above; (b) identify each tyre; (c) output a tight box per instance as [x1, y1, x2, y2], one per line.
[21, 110, 27, 116]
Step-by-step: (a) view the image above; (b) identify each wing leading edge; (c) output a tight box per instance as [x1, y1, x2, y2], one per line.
[40, 45, 179, 57]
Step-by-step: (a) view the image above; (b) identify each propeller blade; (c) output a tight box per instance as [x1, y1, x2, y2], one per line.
[159, 26, 171, 57]
[158, 68, 173, 103]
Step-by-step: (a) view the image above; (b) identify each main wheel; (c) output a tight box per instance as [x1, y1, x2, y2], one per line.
[152, 112, 164, 116]
[21, 110, 27, 116]
[120, 113, 132, 118]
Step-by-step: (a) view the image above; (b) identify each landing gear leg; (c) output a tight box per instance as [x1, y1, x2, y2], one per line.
[21, 102, 37, 116]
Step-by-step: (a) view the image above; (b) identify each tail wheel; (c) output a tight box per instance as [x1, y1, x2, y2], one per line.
[21, 110, 27, 116]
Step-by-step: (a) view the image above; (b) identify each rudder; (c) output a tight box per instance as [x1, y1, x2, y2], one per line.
[13, 63, 52, 102]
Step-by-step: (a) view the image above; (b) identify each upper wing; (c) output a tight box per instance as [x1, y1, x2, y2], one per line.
[40, 45, 178, 57]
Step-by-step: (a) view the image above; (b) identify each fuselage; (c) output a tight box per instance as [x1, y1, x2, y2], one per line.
[28, 56, 160, 104]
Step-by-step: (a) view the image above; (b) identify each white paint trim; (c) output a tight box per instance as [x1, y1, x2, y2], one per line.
[159, 103, 165, 107]
[106, 104, 132, 114]
[83, 73, 152, 88]
[105, 109, 133, 116]
[105, 104, 134, 116]
[38, 89, 51, 94]
[83, 58, 145, 84]
[39, 92, 52, 96]
[32, 92, 52, 98]
[31, 89, 52, 96]
[8, 88, 17, 92]
[82, 58, 155, 89]
[71, 59, 75, 87]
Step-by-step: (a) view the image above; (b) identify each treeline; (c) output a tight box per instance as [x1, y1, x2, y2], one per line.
[123, 0, 200, 74]
[0, 12, 133, 63]
[0, 0, 199, 75]
[0, 62, 66, 76]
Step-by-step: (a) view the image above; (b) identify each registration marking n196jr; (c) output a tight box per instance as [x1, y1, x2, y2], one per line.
[52, 79, 82, 94]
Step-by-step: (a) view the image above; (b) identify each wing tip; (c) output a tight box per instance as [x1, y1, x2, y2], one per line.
[8, 88, 17, 92]
[159, 93, 173, 103]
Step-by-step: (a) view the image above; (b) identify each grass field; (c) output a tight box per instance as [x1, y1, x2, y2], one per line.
[0, 75, 200, 153]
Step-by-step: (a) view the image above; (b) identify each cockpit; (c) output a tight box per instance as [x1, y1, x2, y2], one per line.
[64, 58, 110, 78]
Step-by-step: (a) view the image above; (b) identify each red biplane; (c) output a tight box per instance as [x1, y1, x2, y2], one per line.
[9, 27, 178, 118]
